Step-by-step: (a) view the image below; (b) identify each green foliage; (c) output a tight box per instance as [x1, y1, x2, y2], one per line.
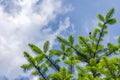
[118, 36, 120, 44]
[97, 14, 104, 22]
[57, 36, 70, 46]
[32, 70, 39, 76]
[21, 8, 120, 80]
[49, 67, 74, 80]
[49, 50, 63, 57]
[68, 35, 74, 45]
[28, 43, 43, 54]
[21, 64, 33, 71]
[43, 41, 50, 53]
[107, 18, 117, 25]
[106, 8, 115, 21]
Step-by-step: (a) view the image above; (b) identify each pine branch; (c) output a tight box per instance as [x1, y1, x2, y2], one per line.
[45, 56, 60, 71]
[94, 23, 106, 58]
[80, 38, 92, 58]
[29, 60, 48, 80]
[96, 49, 114, 63]
[106, 64, 116, 78]
[70, 45, 88, 62]
[34, 65, 48, 80]
[80, 38, 90, 50]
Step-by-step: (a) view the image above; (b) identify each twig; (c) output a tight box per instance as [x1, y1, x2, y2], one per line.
[94, 23, 106, 57]
[45, 56, 60, 71]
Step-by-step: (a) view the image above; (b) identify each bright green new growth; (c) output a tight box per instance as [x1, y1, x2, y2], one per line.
[21, 8, 120, 80]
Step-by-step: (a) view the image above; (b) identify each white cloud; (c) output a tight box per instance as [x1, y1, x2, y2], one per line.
[32, 77, 39, 80]
[0, 0, 72, 80]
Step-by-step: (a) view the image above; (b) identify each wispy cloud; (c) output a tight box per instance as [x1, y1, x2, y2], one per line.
[0, 0, 72, 79]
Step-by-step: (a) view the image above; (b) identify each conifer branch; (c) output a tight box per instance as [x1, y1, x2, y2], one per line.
[106, 64, 116, 78]
[21, 8, 120, 80]
[70, 45, 88, 62]
[80, 38, 92, 58]
[34, 65, 48, 80]
[29, 60, 48, 80]
[80, 38, 90, 50]
[94, 23, 106, 57]
[96, 49, 114, 63]
[45, 56, 60, 71]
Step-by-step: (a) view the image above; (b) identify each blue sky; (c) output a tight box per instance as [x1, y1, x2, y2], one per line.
[0, 0, 120, 80]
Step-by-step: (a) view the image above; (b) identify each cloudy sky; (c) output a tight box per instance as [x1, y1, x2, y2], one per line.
[0, 0, 120, 80]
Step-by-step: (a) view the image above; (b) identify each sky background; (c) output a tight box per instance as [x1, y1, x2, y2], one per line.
[0, 0, 120, 80]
